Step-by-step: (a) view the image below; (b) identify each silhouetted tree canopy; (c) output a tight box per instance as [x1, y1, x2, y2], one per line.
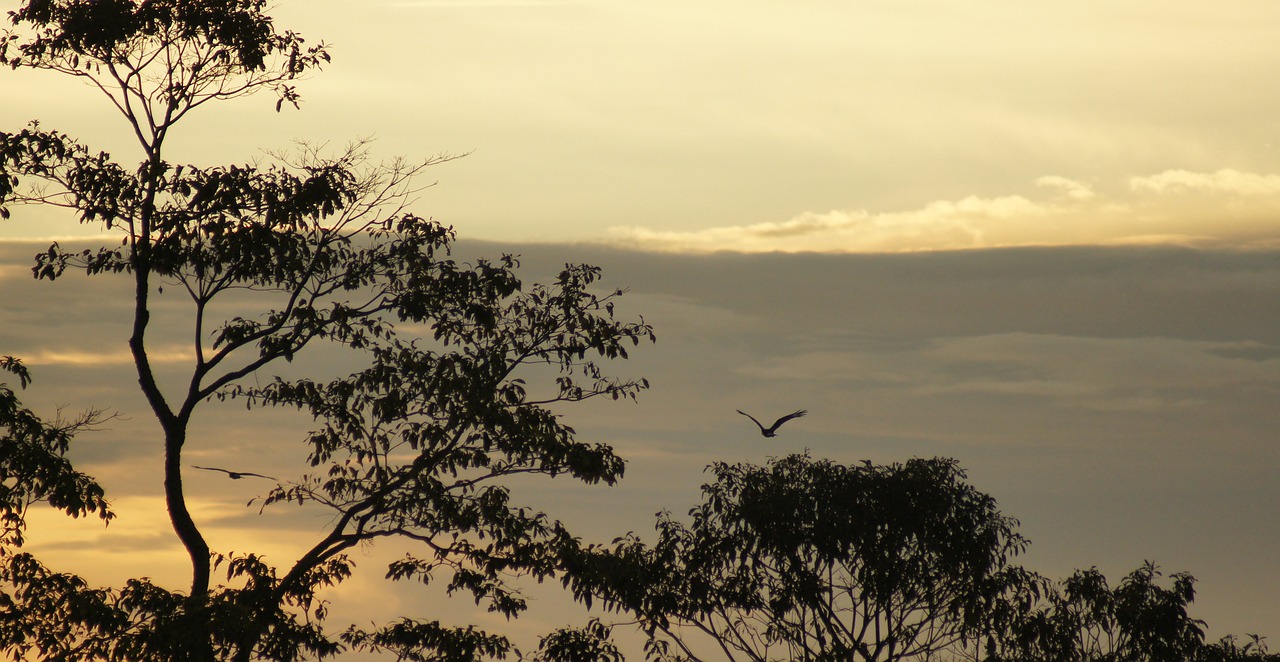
[0, 357, 112, 549]
[988, 561, 1204, 661]
[1200, 635, 1280, 662]
[562, 454, 1031, 661]
[0, 1, 652, 660]
[553, 453, 1279, 662]
[974, 561, 1280, 662]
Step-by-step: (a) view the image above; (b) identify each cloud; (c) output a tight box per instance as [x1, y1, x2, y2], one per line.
[733, 333, 1278, 408]
[0, 264, 27, 281]
[1036, 175, 1095, 200]
[5, 239, 1280, 643]
[19, 345, 192, 366]
[386, 0, 575, 6]
[607, 169, 1280, 253]
[610, 194, 1055, 253]
[1130, 169, 1280, 195]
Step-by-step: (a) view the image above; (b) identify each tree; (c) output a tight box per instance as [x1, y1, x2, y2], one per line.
[1200, 635, 1280, 662]
[977, 561, 1208, 662]
[0, 1, 653, 659]
[562, 454, 1030, 662]
[0, 356, 113, 550]
[528, 619, 624, 662]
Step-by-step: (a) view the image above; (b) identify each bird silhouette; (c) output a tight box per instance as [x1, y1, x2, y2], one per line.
[191, 465, 276, 480]
[737, 409, 807, 437]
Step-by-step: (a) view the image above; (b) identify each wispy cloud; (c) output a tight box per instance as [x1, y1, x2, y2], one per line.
[610, 194, 1052, 254]
[0, 264, 28, 281]
[734, 333, 1280, 420]
[608, 170, 1280, 254]
[1130, 169, 1280, 195]
[21, 345, 192, 366]
[1035, 175, 1095, 201]
[386, 0, 577, 7]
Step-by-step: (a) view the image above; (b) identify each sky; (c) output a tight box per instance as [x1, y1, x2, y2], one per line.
[2, 0, 1280, 656]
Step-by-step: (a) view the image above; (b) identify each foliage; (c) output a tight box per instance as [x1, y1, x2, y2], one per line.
[0, 549, 346, 661]
[2, 2, 1277, 661]
[0, 1, 653, 660]
[528, 619, 623, 662]
[0, 357, 112, 549]
[0, 0, 330, 137]
[1199, 634, 1280, 662]
[972, 563, 1280, 662]
[977, 561, 1208, 662]
[562, 454, 1030, 662]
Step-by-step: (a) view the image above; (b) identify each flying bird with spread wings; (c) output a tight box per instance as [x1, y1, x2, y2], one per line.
[191, 465, 276, 480]
[737, 409, 807, 437]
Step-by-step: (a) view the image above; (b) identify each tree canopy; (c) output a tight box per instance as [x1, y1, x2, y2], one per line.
[1, 1, 652, 659]
[981, 561, 1206, 661]
[563, 454, 1031, 662]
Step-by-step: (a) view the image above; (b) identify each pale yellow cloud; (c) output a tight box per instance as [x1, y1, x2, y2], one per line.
[1130, 169, 1280, 195]
[389, 0, 574, 5]
[0, 264, 27, 281]
[20, 345, 193, 366]
[23, 495, 236, 587]
[608, 169, 1280, 253]
[1035, 175, 1095, 201]
[22, 491, 354, 600]
[609, 194, 1054, 253]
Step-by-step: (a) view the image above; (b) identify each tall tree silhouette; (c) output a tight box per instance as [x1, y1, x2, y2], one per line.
[0, 2, 652, 660]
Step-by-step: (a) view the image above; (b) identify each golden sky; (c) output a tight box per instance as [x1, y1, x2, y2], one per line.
[4, 0, 1280, 249]
[3, 0, 1280, 657]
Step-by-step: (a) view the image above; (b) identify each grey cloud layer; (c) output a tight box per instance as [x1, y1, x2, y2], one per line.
[2, 241, 1278, 641]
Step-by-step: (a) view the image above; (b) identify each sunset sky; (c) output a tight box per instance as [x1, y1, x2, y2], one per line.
[2, 0, 1280, 656]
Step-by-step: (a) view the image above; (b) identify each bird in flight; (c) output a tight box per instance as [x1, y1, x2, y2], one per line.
[737, 409, 807, 437]
[191, 465, 276, 480]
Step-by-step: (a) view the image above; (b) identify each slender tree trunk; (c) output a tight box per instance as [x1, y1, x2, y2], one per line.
[129, 156, 213, 599]
[162, 422, 210, 597]
[130, 271, 214, 660]
[129, 157, 215, 659]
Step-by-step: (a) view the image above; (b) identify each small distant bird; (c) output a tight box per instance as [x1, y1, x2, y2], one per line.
[737, 409, 807, 437]
[191, 465, 276, 480]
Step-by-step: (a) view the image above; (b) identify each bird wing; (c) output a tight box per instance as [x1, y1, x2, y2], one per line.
[737, 410, 767, 431]
[768, 409, 808, 432]
[192, 465, 275, 480]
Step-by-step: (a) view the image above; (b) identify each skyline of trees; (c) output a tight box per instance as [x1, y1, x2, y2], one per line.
[0, 1, 1275, 660]
[558, 453, 1278, 662]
